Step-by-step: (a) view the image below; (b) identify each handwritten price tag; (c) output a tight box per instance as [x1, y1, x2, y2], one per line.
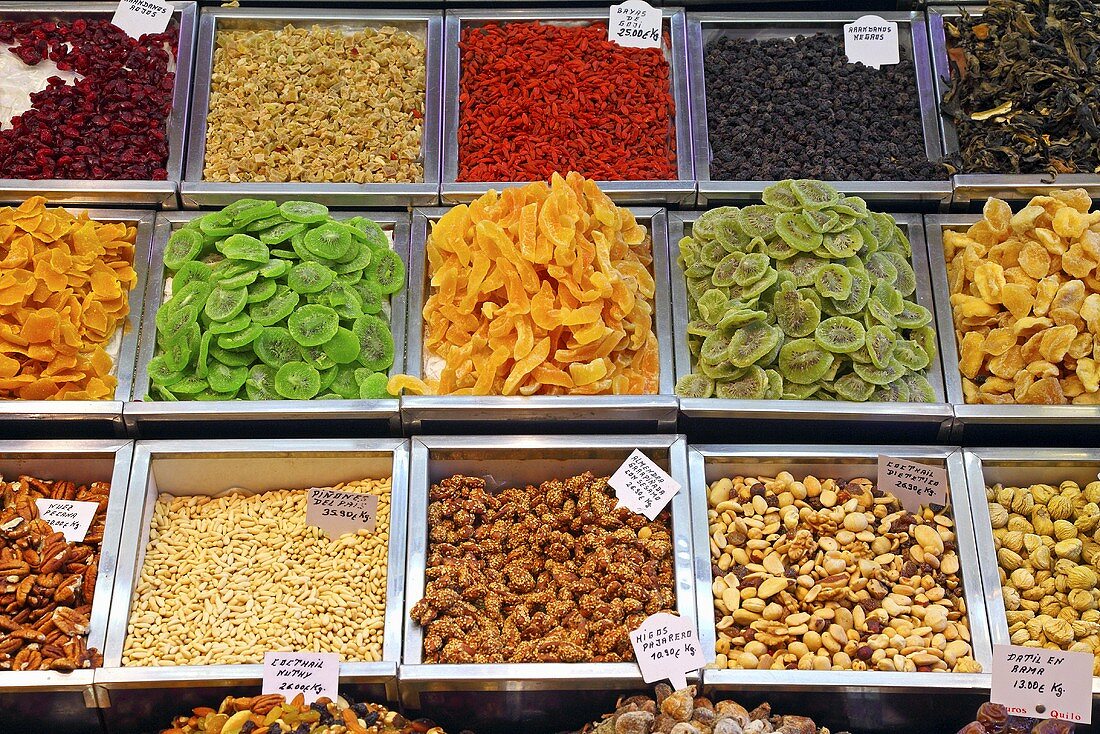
[843, 15, 900, 69]
[34, 499, 98, 543]
[609, 450, 681, 520]
[877, 456, 948, 513]
[262, 652, 339, 704]
[608, 0, 662, 49]
[991, 644, 1093, 724]
[630, 613, 703, 691]
[306, 488, 379, 541]
[111, 0, 172, 39]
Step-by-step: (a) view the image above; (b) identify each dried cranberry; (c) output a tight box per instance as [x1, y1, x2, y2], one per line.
[0, 17, 178, 180]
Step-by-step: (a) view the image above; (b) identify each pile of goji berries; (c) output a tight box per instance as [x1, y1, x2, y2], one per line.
[0, 18, 178, 180]
[457, 21, 677, 182]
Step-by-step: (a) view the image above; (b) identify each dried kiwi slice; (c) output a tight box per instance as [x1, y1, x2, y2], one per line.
[716, 307, 768, 331]
[822, 229, 863, 259]
[893, 339, 931, 371]
[774, 288, 820, 338]
[163, 228, 204, 271]
[197, 212, 238, 238]
[274, 361, 321, 400]
[147, 355, 186, 387]
[279, 201, 329, 224]
[736, 205, 778, 240]
[347, 217, 390, 251]
[367, 248, 405, 295]
[728, 322, 781, 368]
[778, 255, 825, 287]
[353, 315, 395, 372]
[219, 234, 270, 264]
[171, 261, 212, 292]
[733, 252, 771, 287]
[217, 322, 263, 350]
[288, 261, 337, 294]
[697, 289, 729, 325]
[691, 207, 738, 242]
[247, 278, 277, 304]
[761, 180, 802, 211]
[903, 373, 936, 403]
[865, 252, 899, 284]
[877, 251, 917, 297]
[763, 369, 783, 399]
[894, 301, 933, 330]
[853, 358, 905, 386]
[287, 304, 340, 347]
[674, 373, 715, 398]
[866, 324, 897, 369]
[204, 284, 249, 323]
[872, 380, 911, 403]
[209, 344, 255, 367]
[321, 328, 360, 365]
[814, 316, 866, 354]
[260, 222, 308, 246]
[245, 364, 279, 400]
[775, 212, 824, 252]
[700, 331, 733, 366]
[791, 180, 841, 210]
[801, 209, 840, 234]
[832, 372, 875, 402]
[778, 338, 834, 385]
[813, 264, 853, 300]
[329, 365, 360, 400]
[207, 361, 249, 394]
[829, 268, 871, 315]
[711, 252, 742, 287]
[358, 371, 390, 400]
[207, 312, 250, 336]
[254, 327, 304, 369]
[715, 365, 769, 400]
[303, 223, 354, 261]
[249, 285, 300, 327]
[354, 280, 384, 315]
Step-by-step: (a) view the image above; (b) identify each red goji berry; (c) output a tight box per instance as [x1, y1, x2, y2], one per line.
[456, 21, 677, 182]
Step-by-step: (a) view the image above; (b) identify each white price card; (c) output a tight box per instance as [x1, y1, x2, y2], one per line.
[111, 0, 172, 39]
[306, 488, 379, 541]
[843, 15, 900, 70]
[630, 612, 704, 691]
[991, 644, 1093, 724]
[262, 652, 340, 704]
[608, 0, 662, 49]
[34, 499, 98, 543]
[877, 455, 949, 513]
[609, 449, 681, 520]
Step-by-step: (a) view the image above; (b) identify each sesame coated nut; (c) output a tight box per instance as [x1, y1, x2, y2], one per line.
[706, 472, 980, 673]
[203, 24, 426, 184]
[123, 478, 391, 666]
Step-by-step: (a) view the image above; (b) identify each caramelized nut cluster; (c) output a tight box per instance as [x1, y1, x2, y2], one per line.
[410, 472, 677, 663]
[0, 474, 108, 672]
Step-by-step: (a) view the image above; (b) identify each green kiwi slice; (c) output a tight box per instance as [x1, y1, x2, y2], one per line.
[161, 323, 200, 372]
[332, 242, 372, 273]
[288, 261, 336, 294]
[716, 307, 768, 331]
[813, 264, 853, 300]
[347, 217, 390, 251]
[209, 344, 255, 367]
[245, 214, 289, 234]
[247, 278, 278, 304]
[320, 327, 359, 365]
[279, 201, 330, 224]
[254, 327, 304, 369]
[219, 234, 270, 264]
[854, 358, 905, 386]
[329, 366, 360, 399]
[736, 205, 778, 240]
[833, 372, 875, 402]
[353, 315, 395, 372]
[207, 361, 249, 394]
[715, 365, 769, 400]
[791, 180, 841, 210]
[894, 301, 933, 330]
[354, 280, 384, 315]
[288, 304, 340, 347]
[732, 252, 771, 287]
[893, 340, 930, 371]
[146, 355, 186, 387]
[674, 373, 715, 398]
[775, 212, 824, 252]
[245, 364, 279, 400]
[218, 269, 259, 290]
[303, 223, 353, 261]
[761, 236, 798, 261]
[229, 200, 279, 227]
[782, 382, 821, 400]
[691, 207, 736, 242]
[903, 373, 936, 403]
[865, 252, 899, 284]
[204, 284, 249, 323]
[163, 375, 208, 395]
[316, 283, 365, 321]
[260, 222, 308, 246]
[774, 288, 820, 338]
[171, 261, 212, 292]
[164, 228, 204, 271]
[866, 324, 897, 369]
[829, 268, 871, 315]
[358, 371, 390, 400]
[778, 338, 834, 385]
[197, 212, 239, 238]
[728, 322, 781, 368]
[259, 259, 290, 279]
[217, 322, 264, 350]
[155, 303, 200, 348]
[249, 286, 300, 326]
[274, 361, 322, 400]
[822, 229, 863, 259]
[814, 316, 866, 354]
[700, 331, 733, 366]
[877, 251, 917, 297]
[207, 312, 250, 336]
[871, 379, 911, 403]
[195, 330, 213, 378]
[697, 289, 729, 325]
[777, 255, 825, 287]
[761, 181, 802, 211]
[801, 209, 840, 234]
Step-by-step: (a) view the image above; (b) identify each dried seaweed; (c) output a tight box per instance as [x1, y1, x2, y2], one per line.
[943, 0, 1100, 175]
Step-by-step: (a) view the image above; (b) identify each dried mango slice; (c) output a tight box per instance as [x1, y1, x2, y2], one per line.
[408, 173, 659, 396]
[0, 197, 136, 400]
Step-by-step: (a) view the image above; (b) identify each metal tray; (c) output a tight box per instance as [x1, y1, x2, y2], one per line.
[925, 214, 1100, 444]
[962, 448, 1100, 695]
[688, 444, 995, 733]
[0, 440, 134, 734]
[124, 210, 410, 438]
[928, 7, 1100, 207]
[181, 9, 442, 209]
[688, 12, 951, 209]
[0, 2, 195, 209]
[96, 438, 409, 734]
[0, 209, 154, 438]
[400, 434, 695, 730]
[401, 207, 678, 434]
[439, 8, 695, 206]
[669, 212, 954, 443]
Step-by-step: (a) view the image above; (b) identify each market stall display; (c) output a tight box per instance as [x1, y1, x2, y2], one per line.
[0, 3, 195, 207]
[182, 9, 442, 208]
[954, 703, 1075, 734]
[441, 9, 694, 205]
[126, 208, 409, 437]
[688, 12, 950, 207]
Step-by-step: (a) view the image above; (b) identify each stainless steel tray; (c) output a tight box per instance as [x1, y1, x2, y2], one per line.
[0, 209, 154, 438]
[124, 210, 410, 437]
[401, 207, 678, 434]
[96, 438, 409, 734]
[925, 214, 1100, 443]
[688, 444, 994, 732]
[180, 9, 443, 209]
[688, 12, 951, 209]
[400, 435, 694, 729]
[962, 447, 1100, 694]
[669, 212, 954, 443]
[439, 8, 695, 206]
[0, 440, 134, 734]
[0, 2, 195, 209]
[928, 7, 1100, 206]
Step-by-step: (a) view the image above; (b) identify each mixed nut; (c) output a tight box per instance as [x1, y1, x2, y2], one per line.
[0, 474, 108, 672]
[706, 472, 980, 672]
[986, 479, 1100, 673]
[124, 478, 391, 666]
[571, 684, 849, 734]
[410, 472, 676, 663]
[162, 693, 446, 734]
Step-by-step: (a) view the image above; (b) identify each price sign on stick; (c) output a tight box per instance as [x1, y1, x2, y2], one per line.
[608, 0, 662, 49]
[306, 488, 379, 541]
[262, 652, 339, 704]
[843, 15, 900, 69]
[990, 644, 1093, 723]
[111, 0, 172, 39]
[877, 455, 949, 513]
[630, 613, 704, 691]
[609, 449, 681, 520]
[34, 499, 98, 543]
